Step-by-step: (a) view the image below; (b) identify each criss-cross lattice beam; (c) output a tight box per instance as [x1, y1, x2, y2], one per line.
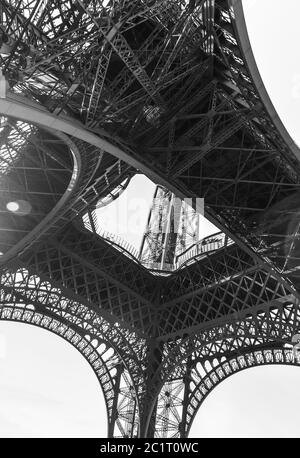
[0, 269, 144, 437]
[155, 347, 299, 438]
[152, 295, 300, 437]
[19, 223, 158, 336]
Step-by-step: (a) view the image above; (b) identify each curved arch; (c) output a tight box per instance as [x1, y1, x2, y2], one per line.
[151, 299, 300, 437]
[0, 265, 147, 396]
[0, 129, 102, 266]
[184, 348, 299, 437]
[0, 300, 140, 437]
[4, 267, 147, 375]
[230, 0, 300, 162]
[0, 93, 172, 192]
[0, 320, 108, 437]
[0, 306, 113, 433]
[1, 130, 81, 263]
[156, 293, 299, 388]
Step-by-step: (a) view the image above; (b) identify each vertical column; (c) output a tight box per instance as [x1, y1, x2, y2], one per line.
[139, 340, 163, 437]
[107, 363, 123, 438]
[179, 362, 192, 438]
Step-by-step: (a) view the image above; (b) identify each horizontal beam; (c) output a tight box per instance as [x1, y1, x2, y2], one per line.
[0, 93, 190, 197]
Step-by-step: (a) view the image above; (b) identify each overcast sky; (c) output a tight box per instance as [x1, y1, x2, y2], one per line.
[1, 0, 300, 438]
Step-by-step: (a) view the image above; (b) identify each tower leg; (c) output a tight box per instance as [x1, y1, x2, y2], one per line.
[108, 363, 123, 438]
[179, 364, 192, 438]
[139, 340, 163, 437]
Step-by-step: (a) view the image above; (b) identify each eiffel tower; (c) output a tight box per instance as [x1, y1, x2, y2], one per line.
[0, 0, 299, 438]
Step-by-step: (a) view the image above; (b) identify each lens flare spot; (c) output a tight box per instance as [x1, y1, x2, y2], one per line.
[6, 201, 20, 212]
[6, 200, 32, 215]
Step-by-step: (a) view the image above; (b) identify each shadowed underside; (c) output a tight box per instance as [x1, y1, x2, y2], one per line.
[0, 0, 300, 437]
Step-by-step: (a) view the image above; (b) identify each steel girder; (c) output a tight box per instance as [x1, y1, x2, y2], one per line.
[156, 348, 300, 438]
[139, 185, 200, 270]
[5, 233, 295, 437]
[0, 0, 300, 439]
[0, 267, 145, 437]
[153, 297, 300, 437]
[1, 0, 300, 282]
[20, 223, 158, 336]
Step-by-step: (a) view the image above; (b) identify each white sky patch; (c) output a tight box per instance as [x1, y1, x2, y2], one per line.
[95, 174, 219, 253]
[0, 322, 105, 438]
[95, 174, 156, 251]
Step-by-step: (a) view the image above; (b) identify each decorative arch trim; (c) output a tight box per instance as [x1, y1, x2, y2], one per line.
[185, 347, 299, 437]
[0, 305, 138, 437]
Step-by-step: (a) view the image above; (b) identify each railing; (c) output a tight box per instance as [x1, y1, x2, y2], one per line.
[83, 212, 234, 274]
[141, 232, 233, 273]
[175, 232, 234, 267]
[96, 228, 140, 260]
[82, 212, 140, 263]
[74, 160, 132, 215]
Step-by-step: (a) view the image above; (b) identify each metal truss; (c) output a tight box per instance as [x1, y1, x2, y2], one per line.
[153, 296, 300, 437]
[0, 266, 144, 437]
[20, 222, 158, 335]
[156, 348, 300, 438]
[139, 185, 200, 271]
[158, 262, 289, 339]
[1, 0, 300, 439]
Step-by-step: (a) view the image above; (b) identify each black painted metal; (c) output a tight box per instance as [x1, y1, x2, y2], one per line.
[0, 0, 300, 437]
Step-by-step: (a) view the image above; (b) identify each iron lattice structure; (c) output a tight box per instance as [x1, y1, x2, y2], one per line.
[0, 0, 300, 437]
[139, 185, 201, 271]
